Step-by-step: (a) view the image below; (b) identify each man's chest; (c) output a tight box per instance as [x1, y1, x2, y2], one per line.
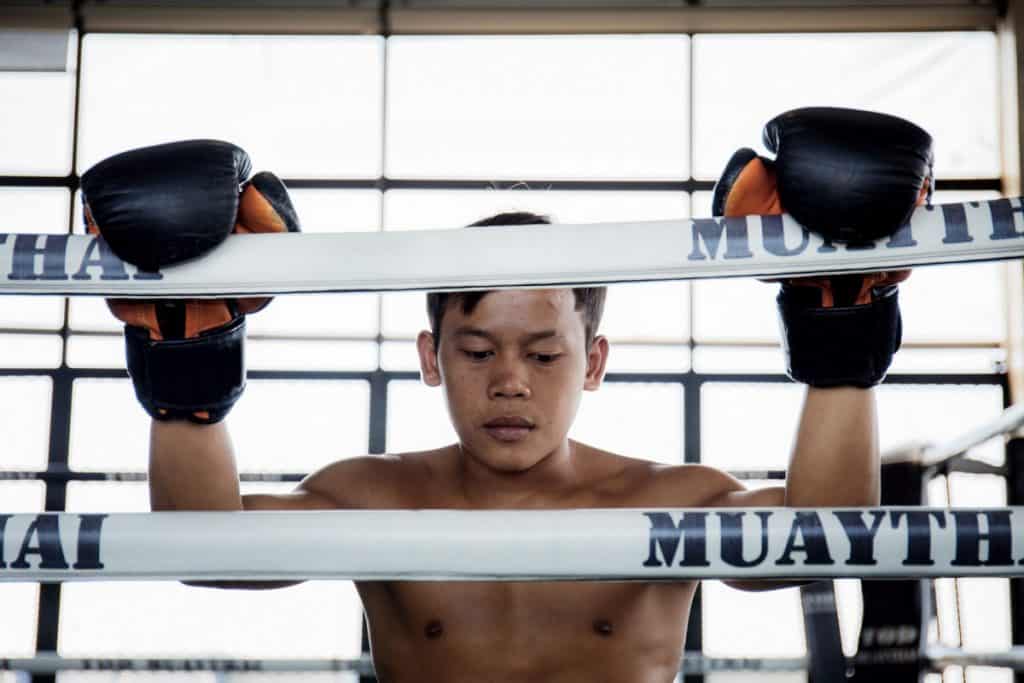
[359, 580, 695, 644]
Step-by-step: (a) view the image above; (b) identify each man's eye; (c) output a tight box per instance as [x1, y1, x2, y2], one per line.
[463, 350, 493, 361]
[532, 353, 561, 364]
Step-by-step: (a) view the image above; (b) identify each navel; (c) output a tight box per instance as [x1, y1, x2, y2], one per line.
[592, 618, 614, 637]
[424, 619, 444, 639]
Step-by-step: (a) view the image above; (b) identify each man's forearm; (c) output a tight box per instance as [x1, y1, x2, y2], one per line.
[149, 420, 243, 511]
[785, 386, 880, 508]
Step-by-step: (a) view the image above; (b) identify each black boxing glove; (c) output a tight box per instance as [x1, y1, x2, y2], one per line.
[712, 142, 911, 387]
[761, 106, 933, 242]
[82, 140, 300, 422]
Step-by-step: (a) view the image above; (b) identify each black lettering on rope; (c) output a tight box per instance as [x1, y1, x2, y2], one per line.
[776, 511, 834, 566]
[718, 511, 771, 567]
[10, 515, 69, 570]
[0, 514, 10, 569]
[71, 239, 129, 281]
[73, 514, 107, 570]
[687, 218, 753, 261]
[9, 235, 69, 281]
[833, 510, 886, 566]
[890, 510, 946, 566]
[950, 510, 1013, 567]
[940, 203, 974, 245]
[761, 217, 809, 257]
[990, 198, 1024, 241]
[642, 512, 710, 567]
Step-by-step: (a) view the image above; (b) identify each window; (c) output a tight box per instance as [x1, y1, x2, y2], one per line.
[0, 25, 1013, 683]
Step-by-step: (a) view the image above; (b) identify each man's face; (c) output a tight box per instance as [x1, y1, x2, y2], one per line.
[417, 289, 608, 473]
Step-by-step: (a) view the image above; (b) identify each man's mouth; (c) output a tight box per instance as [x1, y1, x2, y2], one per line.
[483, 417, 535, 442]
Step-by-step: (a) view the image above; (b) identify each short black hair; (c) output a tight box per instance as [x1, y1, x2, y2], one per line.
[426, 211, 607, 350]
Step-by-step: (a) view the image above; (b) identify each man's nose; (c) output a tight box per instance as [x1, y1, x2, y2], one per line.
[488, 358, 531, 399]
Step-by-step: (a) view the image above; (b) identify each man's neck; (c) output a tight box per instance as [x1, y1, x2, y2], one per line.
[455, 440, 579, 508]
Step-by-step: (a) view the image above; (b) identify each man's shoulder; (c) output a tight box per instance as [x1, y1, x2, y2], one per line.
[300, 446, 457, 507]
[575, 445, 743, 507]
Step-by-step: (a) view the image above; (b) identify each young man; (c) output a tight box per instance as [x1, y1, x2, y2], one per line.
[82, 108, 932, 682]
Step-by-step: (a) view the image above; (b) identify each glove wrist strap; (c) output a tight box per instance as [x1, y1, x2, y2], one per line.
[778, 285, 902, 388]
[124, 316, 246, 423]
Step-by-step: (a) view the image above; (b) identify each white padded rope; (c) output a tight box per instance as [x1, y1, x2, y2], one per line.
[0, 198, 1020, 297]
[0, 507, 1022, 582]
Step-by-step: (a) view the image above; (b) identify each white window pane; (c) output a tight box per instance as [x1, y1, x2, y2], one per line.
[0, 188, 70, 331]
[0, 188, 69, 230]
[604, 343, 689, 374]
[59, 581, 363, 659]
[0, 481, 45, 511]
[693, 33, 999, 179]
[288, 189, 381, 234]
[248, 339, 378, 372]
[0, 483, 43, 658]
[381, 189, 690, 338]
[570, 383, 683, 465]
[889, 348, 1005, 375]
[246, 293, 380, 339]
[380, 341, 420, 372]
[386, 380, 455, 453]
[0, 68, 75, 175]
[900, 263, 1005, 343]
[71, 377, 369, 473]
[387, 36, 689, 180]
[68, 298, 120, 333]
[694, 346, 781, 374]
[702, 383, 803, 469]
[697, 345, 1004, 376]
[231, 380, 370, 472]
[65, 335, 123, 369]
[694, 278, 779, 343]
[384, 189, 690, 231]
[0, 378, 52, 470]
[79, 35, 384, 177]
[602, 282, 689, 343]
[0, 581, 39, 657]
[0, 334, 63, 369]
[876, 385, 1004, 465]
[380, 292, 428, 340]
[702, 581, 806, 657]
[70, 379, 149, 471]
[67, 481, 148, 512]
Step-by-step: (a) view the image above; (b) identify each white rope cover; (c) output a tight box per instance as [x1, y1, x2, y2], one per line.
[0, 508, 1022, 582]
[4, 649, 1023, 674]
[0, 198, 1021, 296]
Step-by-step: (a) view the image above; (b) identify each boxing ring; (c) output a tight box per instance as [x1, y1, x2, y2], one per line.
[2, 198, 1024, 679]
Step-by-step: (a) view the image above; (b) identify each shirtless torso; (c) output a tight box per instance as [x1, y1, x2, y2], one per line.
[151, 288, 876, 682]
[280, 440, 775, 683]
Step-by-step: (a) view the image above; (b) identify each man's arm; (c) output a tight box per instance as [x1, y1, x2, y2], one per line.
[149, 419, 390, 589]
[705, 386, 878, 591]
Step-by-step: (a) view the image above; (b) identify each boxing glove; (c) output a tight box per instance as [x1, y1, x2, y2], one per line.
[82, 140, 300, 422]
[714, 107, 933, 242]
[712, 111, 927, 387]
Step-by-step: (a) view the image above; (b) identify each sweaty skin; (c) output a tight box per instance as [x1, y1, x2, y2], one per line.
[149, 289, 880, 683]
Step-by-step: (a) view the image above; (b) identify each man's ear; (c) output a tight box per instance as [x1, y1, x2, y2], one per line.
[583, 335, 609, 391]
[417, 330, 442, 387]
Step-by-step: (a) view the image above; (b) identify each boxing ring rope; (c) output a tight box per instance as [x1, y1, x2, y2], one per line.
[918, 402, 1024, 469]
[0, 198, 1020, 296]
[4, 648, 1023, 674]
[0, 507, 1022, 582]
